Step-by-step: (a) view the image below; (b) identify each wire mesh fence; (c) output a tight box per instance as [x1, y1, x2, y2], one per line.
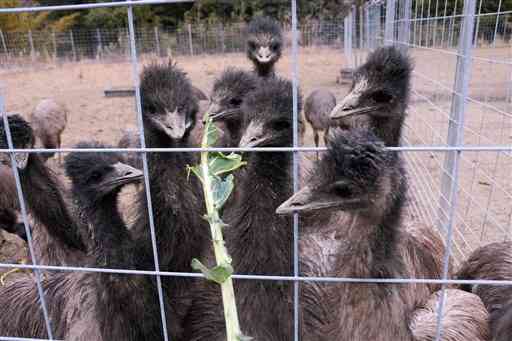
[0, 0, 511, 340]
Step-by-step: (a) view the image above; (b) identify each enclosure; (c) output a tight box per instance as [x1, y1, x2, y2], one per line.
[0, 0, 511, 340]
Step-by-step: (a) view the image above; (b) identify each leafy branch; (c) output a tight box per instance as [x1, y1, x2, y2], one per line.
[188, 113, 250, 341]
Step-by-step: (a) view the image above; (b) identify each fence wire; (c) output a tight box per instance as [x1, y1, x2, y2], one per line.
[0, 0, 512, 340]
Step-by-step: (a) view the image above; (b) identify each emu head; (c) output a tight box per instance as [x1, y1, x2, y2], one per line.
[330, 46, 412, 146]
[140, 61, 198, 141]
[246, 16, 283, 76]
[276, 128, 389, 215]
[65, 142, 143, 202]
[239, 77, 302, 148]
[208, 68, 259, 122]
[0, 114, 35, 169]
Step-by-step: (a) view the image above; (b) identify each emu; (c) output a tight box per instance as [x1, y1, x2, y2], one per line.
[182, 77, 300, 340]
[30, 98, 68, 163]
[131, 61, 209, 339]
[330, 46, 411, 147]
[208, 68, 259, 146]
[0, 115, 87, 266]
[456, 241, 512, 341]
[0, 142, 151, 340]
[277, 128, 488, 340]
[0, 166, 26, 241]
[246, 16, 283, 78]
[304, 89, 336, 157]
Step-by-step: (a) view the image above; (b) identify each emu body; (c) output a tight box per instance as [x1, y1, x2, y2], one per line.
[30, 98, 68, 163]
[277, 129, 460, 340]
[304, 89, 336, 154]
[0, 115, 87, 266]
[183, 78, 300, 340]
[457, 241, 512, 341]
[130, 62, 210, 339]
[0, 143, 155, 340]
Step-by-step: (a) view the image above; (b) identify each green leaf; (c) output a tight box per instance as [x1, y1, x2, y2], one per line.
[191, 258, 234, 284]
[211, 174, 234, 209]
[186, 165, 204, 184]
[203, 118, 219, 147]
[237, 334, 254, 341]
[209, 152, 247, 176]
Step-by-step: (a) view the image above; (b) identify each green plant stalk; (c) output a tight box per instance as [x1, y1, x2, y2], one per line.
[199, 126, 241, 341]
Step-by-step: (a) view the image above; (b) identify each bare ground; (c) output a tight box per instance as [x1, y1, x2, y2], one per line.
[0, 46, 511, 270]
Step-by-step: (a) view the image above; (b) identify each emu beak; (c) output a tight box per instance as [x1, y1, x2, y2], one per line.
[256, 46, 273, 63]
[330, 93, 380, 120]
[276, 184, 369, 215]
[103, 162, 143, 189]
[153, 109, 187, 140]
[239, 121, 270, 148]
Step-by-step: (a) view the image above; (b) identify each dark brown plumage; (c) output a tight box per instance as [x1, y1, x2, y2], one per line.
[0, 142, 159, 340]
[246, 16, 283, 78]
[330, 46, 412, 147]
[0, 165, 26, 241]
[277, 128, 448, 340]
[456, 241, 512, 341]
[29, 98, 68, 163]
[183, 77, 301, 340]
[0, 115, 87, 266]
[410, 289, 490, 341]
[131, 61, 209, 339]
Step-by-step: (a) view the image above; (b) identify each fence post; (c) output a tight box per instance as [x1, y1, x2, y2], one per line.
[434, 1, 477, 339]
[492, 0, 503, 47]
[385, 0, 396, 46]
[96, 28, 103, 59]
[359, 6, 364, 49]
[28, 30, 36, 62]
[187, 23, 194, 56]
[344, 8, 354, 69]
[365, 5, 370, 48]
[437, 0, 477, 233]
[70, 30, 77, 61]
[154, 26, 161, 57]
[398, 0, 412, 51]
[0, 29, 7, 56]
[52, 29, 57, 60]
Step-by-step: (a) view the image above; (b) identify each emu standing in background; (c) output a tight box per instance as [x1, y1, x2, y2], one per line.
[183, 77, 300, 340]
[131, 61, 209, 339]
[30, 98, 68, 163]
[208, 68, 259, 146]
[277, 128, 489, 341]
[246, 16, 283, 78]
[304, 89, 336, 156]
[117, 128, 142, 169]
[330, 46, 411, 147]
[0, 142, 153, 340]
[456, 241, 512, 341]
[0, 115, 86, 266]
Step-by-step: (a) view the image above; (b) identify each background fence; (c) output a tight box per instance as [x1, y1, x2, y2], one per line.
[0, 0, 512, 340]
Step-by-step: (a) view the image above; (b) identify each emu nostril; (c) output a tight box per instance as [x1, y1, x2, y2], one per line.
[342, 105, 354, 111]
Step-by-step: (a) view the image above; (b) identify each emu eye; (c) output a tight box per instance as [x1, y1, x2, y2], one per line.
[331, 182, 353, 198]
[89, 171, 103, 183]
[248, 41, 257, 50]
[371, 91, 393, 104]
[270, 42, 280, 51]
[272, 120, 291, 131]
[229, 98, 242, 107]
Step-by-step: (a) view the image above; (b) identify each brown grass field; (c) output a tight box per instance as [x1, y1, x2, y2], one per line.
[1, 46, 511, 269]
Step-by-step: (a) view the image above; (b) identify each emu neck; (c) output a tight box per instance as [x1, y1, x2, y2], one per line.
[228, 150, 293, 275]
[21, 154, 85, 252]
[138, 128, 206, 272]
[81, 191, 134, 268]
[254, 62, 275, 78]
[337, 173, 406, 278]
